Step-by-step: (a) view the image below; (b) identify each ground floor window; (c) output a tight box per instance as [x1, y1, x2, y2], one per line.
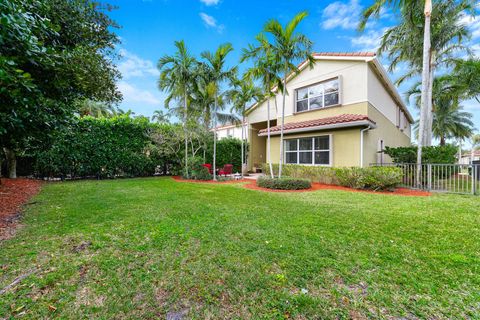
[285, 135, 331, 165]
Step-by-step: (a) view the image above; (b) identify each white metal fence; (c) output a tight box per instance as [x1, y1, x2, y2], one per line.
[371, 163, 479, 195]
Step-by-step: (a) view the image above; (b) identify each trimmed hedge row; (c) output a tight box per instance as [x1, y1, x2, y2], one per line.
[263, 164, 403, 191]
[257, 176, 311, 190]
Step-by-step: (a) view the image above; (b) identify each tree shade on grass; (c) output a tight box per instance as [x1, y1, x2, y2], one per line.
[1, 178, 479, 318]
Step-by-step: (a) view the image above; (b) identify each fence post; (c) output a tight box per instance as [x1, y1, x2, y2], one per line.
[473, 165, 477, 195]
[427, 164, 432, 191]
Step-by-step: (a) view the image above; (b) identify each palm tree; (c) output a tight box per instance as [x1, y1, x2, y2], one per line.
[227, 75, 262, 177]
[200, 43, 237, 180]
[378, 0, 473, 146]
[241, 33, 283, 178]
[408, 76, 474, 145]
[151, 110, 170, 124]
[264, 12, 314, 178]
[158, 40, 197, 178]
[76, 100, 118, 118]
[360, 0, 432, 187]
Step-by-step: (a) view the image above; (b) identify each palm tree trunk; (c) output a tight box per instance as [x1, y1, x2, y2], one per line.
[440, 136, 446, 146]
[416, 0, 432, 188]
[267, 92, 274, 178]
[278, 66, 288, 178]
[3, 147, 17, 179]
[213, 95, 218, 181]
[184, 90, 189, 179]
[241, 106, 245, 178]
[426, 50, 435, 146]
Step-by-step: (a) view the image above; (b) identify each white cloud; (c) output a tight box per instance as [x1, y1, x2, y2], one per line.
[117, 81, 161, 105]
[199, 12, 224, 33]
[321, 0, 361, 30]
[118, 49, 159, 80]
[459, 13, 480, 39]
[200, 0, 219, 6]
[350, 29, 386, 51]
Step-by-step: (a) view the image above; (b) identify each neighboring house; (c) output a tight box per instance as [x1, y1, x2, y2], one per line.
[212, 122, 248, 140]
[459, 150, 480, 165]
[245, 52, 413, 172]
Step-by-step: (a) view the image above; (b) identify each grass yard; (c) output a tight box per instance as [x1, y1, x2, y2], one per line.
[1, 178, 479, 319]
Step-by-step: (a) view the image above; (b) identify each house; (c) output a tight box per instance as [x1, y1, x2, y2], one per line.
[245, 52, 413, 172]
[212, 122, 248, 140]
[459, 150, 480, 165]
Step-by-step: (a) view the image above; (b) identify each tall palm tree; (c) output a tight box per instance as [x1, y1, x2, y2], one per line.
[227, 75, 262, 177]
[360, 0, 432, 187]
[378, 0, 473, 145]
[200, 43, 237, 180]
[151, 110, 170, 124]
[264, 12, 314, 178]
[158, 40, 197, 178]
[241, 33, 283, 178]
[408, 76, 474, 145]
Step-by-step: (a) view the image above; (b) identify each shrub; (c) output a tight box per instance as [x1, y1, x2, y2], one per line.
[206, 137, 245, 173]
[34, 116, 156, 178]
[384, 145, 457, 164]
[261, 164, 403, 191]
[191, 165, 212, 181]
[362, 167, 403, 191]
[257, 176, 311, 190]
[262, 164, 337, 185]
[335, 167, 366, 189]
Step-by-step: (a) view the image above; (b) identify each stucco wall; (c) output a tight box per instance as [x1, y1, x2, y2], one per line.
[363, 103, 411, 165]
[268, 129, 361, 167]
[247, 60, 368, 123]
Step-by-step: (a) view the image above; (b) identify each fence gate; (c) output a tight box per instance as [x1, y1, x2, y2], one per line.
[371, 163, 479, 195]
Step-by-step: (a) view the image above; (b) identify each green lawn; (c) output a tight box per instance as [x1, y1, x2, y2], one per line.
[1, 178, 479, 319]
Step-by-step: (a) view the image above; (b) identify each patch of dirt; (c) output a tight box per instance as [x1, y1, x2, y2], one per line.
[243, 180, 431, 197]
[72, 241, 92, 253]
[0, 178, 42, 240]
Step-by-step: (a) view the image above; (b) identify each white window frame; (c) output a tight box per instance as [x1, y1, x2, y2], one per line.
[284, 135, 332, 166]
[295, 77, 340, 113]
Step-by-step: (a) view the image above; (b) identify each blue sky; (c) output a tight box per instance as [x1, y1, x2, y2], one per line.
[108, 0, 480, 141]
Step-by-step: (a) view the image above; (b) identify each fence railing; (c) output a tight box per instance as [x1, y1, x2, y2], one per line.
[370, 163, 479, 195]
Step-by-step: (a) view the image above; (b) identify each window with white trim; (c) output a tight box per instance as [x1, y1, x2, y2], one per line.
[285, 135, 331, 165]
[295, 78, 339, 112]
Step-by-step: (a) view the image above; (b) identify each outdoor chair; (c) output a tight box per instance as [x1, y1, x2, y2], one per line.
[218, 164, 233, 176]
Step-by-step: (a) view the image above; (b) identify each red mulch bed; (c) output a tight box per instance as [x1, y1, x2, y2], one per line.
[244, 180, 431, 196]
[0, 178, 42, 240]
[171, 176, 250, 184]
[172, 176, 430, 197]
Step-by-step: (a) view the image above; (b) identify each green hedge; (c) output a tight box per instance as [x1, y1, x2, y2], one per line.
[384, 145, 457, 164]
[263, 164, 403, 191]
[257, 176, 311, 190]
[205, 137, 245, 173]
[34, 116, 156, 178]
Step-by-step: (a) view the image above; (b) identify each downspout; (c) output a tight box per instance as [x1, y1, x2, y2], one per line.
[360, 126, 372, 168]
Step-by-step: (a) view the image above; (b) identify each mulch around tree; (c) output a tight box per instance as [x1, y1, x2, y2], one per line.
[172, 176, 431, 197]
[0, 178, 42, 241]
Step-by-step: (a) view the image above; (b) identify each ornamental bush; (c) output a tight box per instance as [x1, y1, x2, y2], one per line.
[34, 116, 156, 178]
[362, 167, 403, 191]
[384, 145, 457, 164]
[261, 164, 403, 191]
[257, 176, 311, 190]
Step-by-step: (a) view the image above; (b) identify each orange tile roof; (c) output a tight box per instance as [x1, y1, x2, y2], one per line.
[258, 114, 375, 135]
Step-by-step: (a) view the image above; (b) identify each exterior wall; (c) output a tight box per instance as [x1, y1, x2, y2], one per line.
[247, 60, 369, 123]
[283, 102, 368, 123]
[268, 129, 361, 167]
[367, 65, 411, 138]
[215, 123, 248, 140]
[363, 104, 411, 165]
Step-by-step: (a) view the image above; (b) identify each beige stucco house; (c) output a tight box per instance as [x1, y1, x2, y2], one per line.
[245, 52, 413, 172]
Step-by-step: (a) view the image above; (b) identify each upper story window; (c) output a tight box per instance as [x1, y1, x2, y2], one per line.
[295, 78, 340, 113]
